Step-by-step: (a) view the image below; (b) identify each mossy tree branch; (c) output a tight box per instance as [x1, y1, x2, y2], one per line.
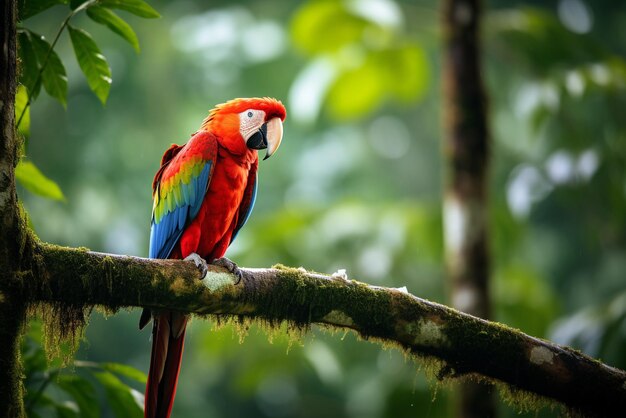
[4, 241, 623, 417]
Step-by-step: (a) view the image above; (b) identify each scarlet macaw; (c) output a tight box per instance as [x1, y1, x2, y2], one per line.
[140, 97, 287, 418]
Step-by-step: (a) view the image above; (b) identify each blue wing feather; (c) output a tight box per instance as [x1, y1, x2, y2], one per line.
[191, 164, 210, 218]
[149, 162, 212, 259]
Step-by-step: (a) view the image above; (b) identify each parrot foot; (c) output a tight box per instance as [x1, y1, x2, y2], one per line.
[212, 257, 243, 284]
[184, 252, 209, 279]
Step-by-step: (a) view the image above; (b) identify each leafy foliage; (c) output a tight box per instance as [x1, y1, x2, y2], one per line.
[15, 0, 158, 202]
[86, 6, 140, 52]
[290, 0, 429, 120]
[55, 376, 100, 418]
[15, 160, 65, 201]
[68, 26, 112, 104]
[18, 0, 67, 22]
[23, 321, 147, 418]
[15, 85, 30, 137]
[17, 30, 42, 99]
[97, 0, 160, 19]
[28, 30, 68, 107]
[326, 45, 428, 118]
[93, 372, 143, 418]
[291, 1, 372, 54]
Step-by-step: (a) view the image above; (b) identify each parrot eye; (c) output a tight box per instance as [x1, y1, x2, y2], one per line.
[247, 111, 253, 118]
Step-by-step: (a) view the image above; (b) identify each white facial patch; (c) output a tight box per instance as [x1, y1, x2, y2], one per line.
[239, 109, 266, 141]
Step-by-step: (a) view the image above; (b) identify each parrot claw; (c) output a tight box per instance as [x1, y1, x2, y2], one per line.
[212, 257, 243, 284]
[184, 252, 209, 279]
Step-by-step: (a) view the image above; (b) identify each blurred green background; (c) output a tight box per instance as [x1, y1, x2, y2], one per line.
[17, 0, 626, 417]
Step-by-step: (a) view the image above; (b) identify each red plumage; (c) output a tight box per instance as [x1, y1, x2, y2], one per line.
[169, 138, 258, 261]
[143, 98, 286, 418]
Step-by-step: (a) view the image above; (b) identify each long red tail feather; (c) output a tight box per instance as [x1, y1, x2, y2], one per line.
[145, 312, 187, 418]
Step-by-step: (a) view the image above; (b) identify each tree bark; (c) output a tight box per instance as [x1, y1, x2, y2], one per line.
[1, 1, 28, 417]
[441, 0, 494, 416]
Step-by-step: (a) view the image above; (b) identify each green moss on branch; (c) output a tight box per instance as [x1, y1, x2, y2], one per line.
[7, 243, 626, 418]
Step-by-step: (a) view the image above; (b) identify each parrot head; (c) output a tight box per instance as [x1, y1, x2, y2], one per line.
[201, 97, 286, 160]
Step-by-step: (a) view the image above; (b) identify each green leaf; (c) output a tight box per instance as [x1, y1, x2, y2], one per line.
[15, 159, 65, 201]
[29, 31, 68, 106]
[18, 0, 67, 21]
[68, 26, 112, 104]
[55, 403, 79, 418]
[326, 45, 429, 119]
[384, 45, 429, 102]
[291, 1, 370, 55]
[99, 0, 160, 19]
[87, 6, 140, 52]
[28, 393, 60, 417]
[327, 63, 385, 119]
[93, 371, 143, 418]
[15, 85, 30, 136]
[56, 375, 100, 418]
[17, 31, 42, 99]
[101, 363, 148, 384]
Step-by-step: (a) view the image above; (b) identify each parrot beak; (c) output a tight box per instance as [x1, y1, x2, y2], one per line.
[246, 117, 283, 160]
[263, 117, 283, 160]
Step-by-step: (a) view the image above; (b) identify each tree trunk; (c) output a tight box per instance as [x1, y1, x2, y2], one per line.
[0, 1, 27, 417]
[441, 0, 494, 417]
